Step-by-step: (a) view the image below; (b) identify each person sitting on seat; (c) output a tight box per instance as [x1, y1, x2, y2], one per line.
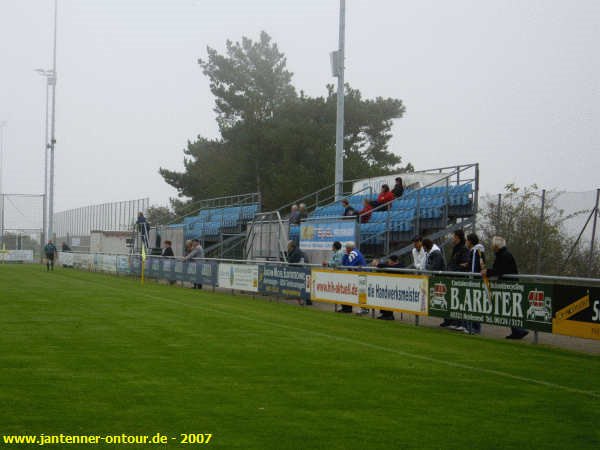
[392, 177, 404, 198]
[358, 199, 373, 223]
[341, 199, 357, 217]
[376, 184, 394, 208]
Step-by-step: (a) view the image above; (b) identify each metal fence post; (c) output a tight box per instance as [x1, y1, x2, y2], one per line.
[536, 190, 546, 274]
[496, 193, 502, 234]
[589, 188, 600, 276]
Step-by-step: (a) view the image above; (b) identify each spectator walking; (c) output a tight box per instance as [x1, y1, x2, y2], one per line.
[391, 177, 404, 198]
[411, 236, 426, 270]
[44, 240, 57, 272]
[481, 236, 529, 340]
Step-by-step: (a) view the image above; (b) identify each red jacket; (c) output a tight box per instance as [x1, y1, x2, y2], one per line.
[377, 191, 394, 205]
[359, 203, 373, 223]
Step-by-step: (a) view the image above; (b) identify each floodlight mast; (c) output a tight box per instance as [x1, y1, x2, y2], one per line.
[0, 121, 6, 245]
[35, 69, 51, 245]
[48, 0, 58, 242]
[333, 0, 346, 201]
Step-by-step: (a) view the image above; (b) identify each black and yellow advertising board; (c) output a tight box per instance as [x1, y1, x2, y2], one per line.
[552, 285, 600, 340]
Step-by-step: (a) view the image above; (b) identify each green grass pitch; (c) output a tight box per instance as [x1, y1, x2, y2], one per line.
[1, 265, 599, 449]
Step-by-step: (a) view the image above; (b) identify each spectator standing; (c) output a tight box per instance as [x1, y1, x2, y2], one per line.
[448, 230, 469, 272]
[376, 184, 394, 208]
[463, 233, 485, 334]
[422, 239, 445, 271]
[61, 242, 72, 252]
[391, 177, 404, 198]
[161, 240, 174, 257]
[375, 255, 404, 320]
[423, 238, 449, 326]
[482, 236, 529, 340]
[286, 240, 307, 264]
[44, 240, 57, 272]
[298, 203, 308, 221]
[446, 230, 470, 331]
[339, 242, 366, 313]
[289, 205, 301, 226]
[184, 239, 205, 289]
[358, 199, 373, 223]
[161, 240, 175, 285]
[325, 241, 344, 268]
[136, 212, 150, 248]
[411, 236, 426, 270]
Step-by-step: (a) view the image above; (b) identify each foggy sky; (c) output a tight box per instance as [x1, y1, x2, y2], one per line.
[1, 0, 598, 214]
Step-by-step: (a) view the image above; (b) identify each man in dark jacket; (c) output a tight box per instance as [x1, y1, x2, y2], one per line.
[286, 240, 307, 264]
[482, 236, 529, 340]
[391, 177, 404, 198]
[161, 240, 175, 285]
[423, 239, 446, 271]
[448, 229, 469, 272]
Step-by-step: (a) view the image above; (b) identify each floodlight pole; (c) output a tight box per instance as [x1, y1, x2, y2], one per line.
[0, 121, 6, 244]
[334, 0, 346, 201]
[48, 0, 58, 241]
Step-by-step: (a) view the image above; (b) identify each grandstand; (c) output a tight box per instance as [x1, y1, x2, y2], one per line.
[248, 163, 478, 261]
[164, 192, 262, 258]
[117, 165, 477, 262]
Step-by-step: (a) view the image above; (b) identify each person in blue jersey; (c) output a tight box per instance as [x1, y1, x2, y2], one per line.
[337, 241, 366, 313]
[342, 241, 366, 267]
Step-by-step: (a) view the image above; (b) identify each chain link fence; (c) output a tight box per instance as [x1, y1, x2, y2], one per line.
[0, 194, 44, 258]
[478, 187, 599, 278]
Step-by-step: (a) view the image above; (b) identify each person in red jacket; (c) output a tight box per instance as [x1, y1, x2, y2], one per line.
[358, 199, 373, 223]
[377, 184, 394, 207]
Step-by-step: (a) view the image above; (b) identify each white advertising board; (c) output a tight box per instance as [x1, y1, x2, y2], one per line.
[58, 252, 74, 266]
[218, 263, 259, 292]
[0, 250, 34, 262]
[311, 269, 428, 315]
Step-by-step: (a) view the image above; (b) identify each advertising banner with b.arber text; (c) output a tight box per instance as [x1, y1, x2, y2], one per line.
[428, 276, 553, 332]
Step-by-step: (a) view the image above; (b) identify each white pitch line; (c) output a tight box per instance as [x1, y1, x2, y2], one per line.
[54, 272, 600, 399]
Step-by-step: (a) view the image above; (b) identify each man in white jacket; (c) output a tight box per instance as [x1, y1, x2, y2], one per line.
[411, 236, 426, 270]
